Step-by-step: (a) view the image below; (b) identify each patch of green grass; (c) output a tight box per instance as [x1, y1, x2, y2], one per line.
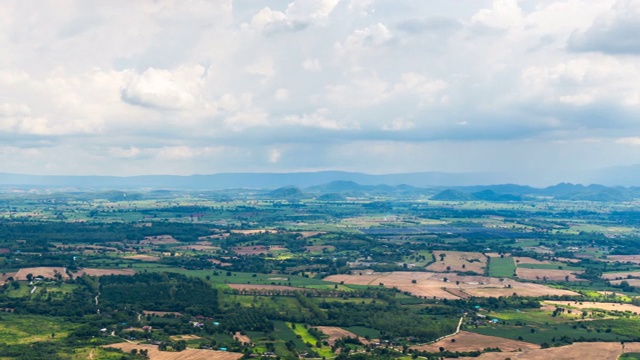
[620, 352, 640, 360]
[517, 263, 583, 271]
[345, 326, 381, 339]
[288, 323, 333, 358]
[0, 313, 77, 344]
[488, 256, 516, 278]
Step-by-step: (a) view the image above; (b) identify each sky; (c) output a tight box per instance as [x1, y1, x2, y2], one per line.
[1, 0, 640, 185]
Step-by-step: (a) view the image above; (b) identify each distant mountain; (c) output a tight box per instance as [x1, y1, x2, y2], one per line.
[0, 170, 502, 190]
[472, 189, 522, 201]
[267, 186, 305, 199]
[555, 188, 632, 202]
[431, 189, 476, 201]
[316, 193, 347, 201]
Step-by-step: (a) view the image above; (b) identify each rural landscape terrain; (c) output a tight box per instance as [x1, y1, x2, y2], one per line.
[2, 179, 640, 359]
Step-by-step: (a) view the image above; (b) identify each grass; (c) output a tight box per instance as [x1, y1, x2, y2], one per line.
[345, 326, 381, 339]
[488, 256, 516, 278]
[0, 313, 77, 344]
[517, 263, 584, 271]
[470, 309, 640, 345]
[621, 353, 640, 360]
[288, 322, 333, 358]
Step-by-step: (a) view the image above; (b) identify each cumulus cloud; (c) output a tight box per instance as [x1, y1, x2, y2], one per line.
[3, 1, 640, 182]
[121, 66, 205, 110]
[245, 0, 340, 33]
[569, 0, 640, 54]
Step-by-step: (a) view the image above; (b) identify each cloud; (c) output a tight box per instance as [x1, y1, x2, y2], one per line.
[121, 65, 205, 110]
[569, 0, 640, 54]
[471, 0, 523, 29]
[396, 17, 462, 34]
[283, 108, 355, 130]
[245, 0, 340, 33]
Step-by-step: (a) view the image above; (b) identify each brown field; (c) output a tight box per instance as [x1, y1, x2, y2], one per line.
[296, 231, 325, 238]
[73, 268, 136, 277]
[226, 284, 303, 291]
[324, 272, 578, 299]
[611, 279, 640, 287]
[485, 253, 510, 258]
[144, 311, 183, 317]
[231, 229, 278, 235]
[105, 343, 243, 360]
[208, 259, 232, 267]
[233, 332, 252, 344]
[315, 326, 364, 345]
[175, 245, 220, 252]
[516, 268, 584, 281]
[14, 267, 68, 280]
[602, 271, 640, 280]
[607, 255, 640, 263]
[544, 300, 640, 313]
[412, 331, 537, 353]
[513, 257, 549, 265]
[125, 254, 160, 261]
[170, 335, 201, 341]
[427, 251, 487, 273]
[453, 341, 635, 360]
[140, 235, 179, 245]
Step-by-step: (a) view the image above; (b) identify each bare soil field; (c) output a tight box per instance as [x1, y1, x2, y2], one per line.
[412, 331, 537, 353]
[315, 326, 364, 345]
[144, 311, 183, 317]
[296, 231, 325, 238]
[602, 271, 640, 280]
[170, 335, 201, 341]
[125, 254, 160, 261]
[611, 279, 640, 287]
[140, 235, 179, 245]
[453, 341, 631, 360]
[175, 245, 220, 252]
[427, 251, 487, 273]
[324, 272, 578, 299]
[226, 284, 303, 291]
[208, 259, 232, 266]
[485, 252, 510, 258]
[516, 268, 584, 281]
[544, 300, 640, 313]
[73, 268, 136, 277]
[15, 267, 69, 280]
[233, 332, 252, 344]
[607, 255, 640, 263]
[230, 229, 278, 235]
[105, 343, 243, 360]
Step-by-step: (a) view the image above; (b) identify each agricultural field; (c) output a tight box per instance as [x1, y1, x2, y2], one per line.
[105, 343, 243, 360]
[427, 251, 487, 274]
[1, 188, 640, 359]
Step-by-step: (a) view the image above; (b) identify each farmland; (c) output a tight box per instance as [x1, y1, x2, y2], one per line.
[0, 186, 640, 359]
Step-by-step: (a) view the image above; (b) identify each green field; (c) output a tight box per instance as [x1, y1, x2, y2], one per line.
[488, 256, 516, 278]
[0, 314, 78, 345]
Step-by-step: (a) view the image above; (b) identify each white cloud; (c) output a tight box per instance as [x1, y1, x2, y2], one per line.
[3, 1, 640, 183]
[121, 65, 205, 110]
[302, 58, 321, 71]
[283, 108, 355, 130]
[471, 0, 523, 29]
[268, 148, 282, 163]
[275, 88, 289, 101]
